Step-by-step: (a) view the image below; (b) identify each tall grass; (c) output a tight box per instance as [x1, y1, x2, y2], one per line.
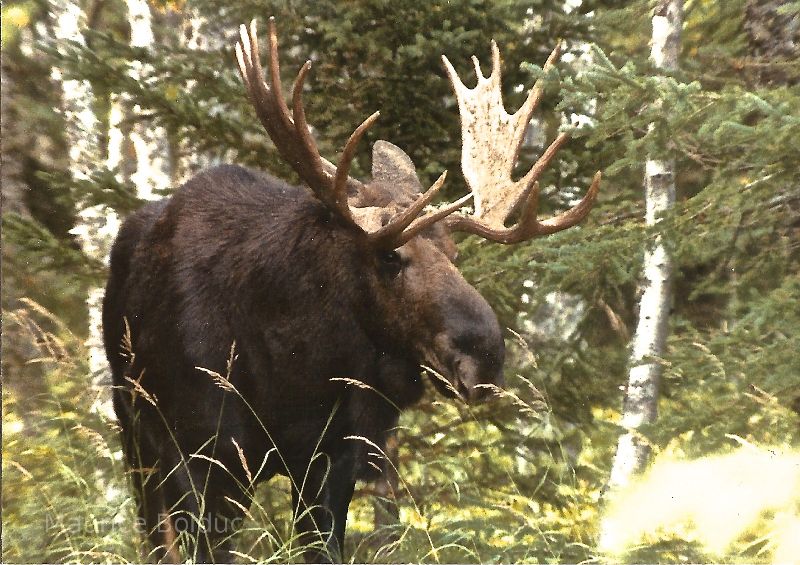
[7, 299, 794, 563]
[3, 299, 601, 563]
[3, 300, 140, 563]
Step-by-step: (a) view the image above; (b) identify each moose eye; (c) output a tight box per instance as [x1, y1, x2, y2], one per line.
[379, 250, 403, 277]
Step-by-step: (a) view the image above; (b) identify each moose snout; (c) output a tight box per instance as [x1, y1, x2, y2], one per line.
[453, 354, 505, 402]
[451, 331, 505, 402]
[449, 292, 505, 402]
[435, 282, 506, 403]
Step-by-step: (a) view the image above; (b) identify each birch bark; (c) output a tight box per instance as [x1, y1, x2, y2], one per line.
[123, 0, 171, 200]
[175, 10, 219, 183]
[602, 0, 682, 508]
[54, 0, 169, 418]
[83, 0, 169, 503]
[52, 0, 119, 415]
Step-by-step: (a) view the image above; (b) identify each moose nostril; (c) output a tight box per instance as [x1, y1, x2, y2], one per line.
[453, 333, 503, 374]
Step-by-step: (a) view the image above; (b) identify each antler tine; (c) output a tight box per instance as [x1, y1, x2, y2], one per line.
[290, 59, 337, 192]
[248, 20, 264, 86]
[236, 24, 258, 99]
[333, 111, 381, 221]
[506, 130, 571, 219]
[235, 32, 250, 89]
[448, 171, 600, 243]
[509, 170, 600, 241]
[471, 56, 485, 81]
[442, 54, 468, 98]
[370, 171, 473, 249]
[537, 171, 601, 234]
[390, 191, 474, 249]
[369, 171, 447, 244]
[265, 18, 293, 132]
[244, 18, 295, 133]
[490, 40, 502, 82]
[504, 43, 563, 187]
[290, 60, 314, 159]
[510, 42, 562, 157]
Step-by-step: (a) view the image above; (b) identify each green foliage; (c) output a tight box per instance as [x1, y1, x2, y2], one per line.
[2, 302, 140, 563]
[3, 213, 104, 283]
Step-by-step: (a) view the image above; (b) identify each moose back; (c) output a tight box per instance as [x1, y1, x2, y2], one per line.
[103, 17, 599, 563]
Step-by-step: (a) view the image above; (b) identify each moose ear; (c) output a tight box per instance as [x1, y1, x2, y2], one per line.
[371, 140, 424, 196]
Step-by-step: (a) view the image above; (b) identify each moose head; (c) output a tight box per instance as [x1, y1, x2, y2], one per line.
[234, 18, 600, 403]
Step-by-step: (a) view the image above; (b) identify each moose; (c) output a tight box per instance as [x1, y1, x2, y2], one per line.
[103, 17, 600, 563]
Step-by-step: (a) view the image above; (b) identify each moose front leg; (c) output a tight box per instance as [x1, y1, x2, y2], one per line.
[290, 452, 357, 563]
[158, 446, 249, 564]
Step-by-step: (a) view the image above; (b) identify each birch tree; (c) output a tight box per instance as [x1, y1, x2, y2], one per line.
[52, 0, 118, 417]
[175, 9, 220, 183]
[122, 0, 171, 200]
[603, 0, 682, 507]
[53, 0, 170, 417]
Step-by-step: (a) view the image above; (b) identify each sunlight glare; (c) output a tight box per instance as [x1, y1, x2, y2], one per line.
[600, 446, 800, 562]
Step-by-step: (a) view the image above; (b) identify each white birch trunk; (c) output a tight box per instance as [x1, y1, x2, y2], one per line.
[52, 0, 119, 418]
[175, 10, 218, 183]
[601, 0, 682, 538]
[123, 0, 171, 200]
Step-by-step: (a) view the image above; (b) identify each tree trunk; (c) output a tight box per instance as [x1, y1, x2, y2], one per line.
[123, 0, 171, 200]
[0, 63, 30, 218]
[175, 9, 219, 183]
[52, 0, 119, 418]
[602, 0, 681, 515]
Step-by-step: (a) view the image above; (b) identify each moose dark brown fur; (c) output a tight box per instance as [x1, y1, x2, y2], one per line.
[103, 17, 599, 563]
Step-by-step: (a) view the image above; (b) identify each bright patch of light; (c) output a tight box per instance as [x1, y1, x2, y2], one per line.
[5, 5, 30, 27]
[569, 113, 594, 127]
[105, 485, 122, 503]
[600, 446, 800, 561]
[563, 0, 583, 14]
[5, 420, 24, 435]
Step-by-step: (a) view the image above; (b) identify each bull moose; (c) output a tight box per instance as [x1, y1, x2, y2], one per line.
[103, 17, 600, 563]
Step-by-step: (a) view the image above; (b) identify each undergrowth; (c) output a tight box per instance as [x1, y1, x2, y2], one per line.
[2, 299, 599, 564]
[4, 300, 796, 563]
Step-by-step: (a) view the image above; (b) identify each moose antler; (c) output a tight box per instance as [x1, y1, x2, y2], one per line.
[235, 18, 470, 249]
[443, 42, 601, 244]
